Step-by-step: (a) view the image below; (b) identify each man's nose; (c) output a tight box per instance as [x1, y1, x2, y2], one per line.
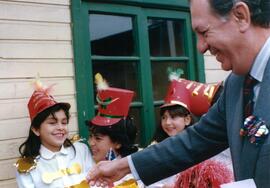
[197, 36, 209, 53]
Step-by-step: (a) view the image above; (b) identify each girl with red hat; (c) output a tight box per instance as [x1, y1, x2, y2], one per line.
[148, 70, 233, 188]
[15, 79, 94, 188]
[87, 73, 142, 188]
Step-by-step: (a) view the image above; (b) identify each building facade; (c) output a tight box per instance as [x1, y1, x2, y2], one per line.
[0, 0, 229, 187]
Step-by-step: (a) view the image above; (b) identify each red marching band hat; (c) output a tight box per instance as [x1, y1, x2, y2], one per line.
[179, 78, 222, 116]
[162, 80, 191, 112]
[90, 73, 134, 126]
[28, 77, 70, 122]
[162, 69, 222, 116]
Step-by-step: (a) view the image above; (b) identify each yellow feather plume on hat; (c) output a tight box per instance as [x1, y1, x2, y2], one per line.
[32, 73, 54, 94]
[95, 73, 109, 91]
[32, 73, 44, 91]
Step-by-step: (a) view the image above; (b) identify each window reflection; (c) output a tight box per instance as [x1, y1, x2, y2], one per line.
[129, 108, 142, 145]
[151, 62, 187, 101]
[154, 106, 162, 128]
[92, 60, 140, 101]
[148, 19, 184, 57]
[89, 14, 135, 56]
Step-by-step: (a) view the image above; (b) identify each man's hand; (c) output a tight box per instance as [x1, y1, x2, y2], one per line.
[86, 157, 131, 187]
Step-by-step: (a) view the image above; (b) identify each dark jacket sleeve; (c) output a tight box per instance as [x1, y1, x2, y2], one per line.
[131, 82, 230, 185]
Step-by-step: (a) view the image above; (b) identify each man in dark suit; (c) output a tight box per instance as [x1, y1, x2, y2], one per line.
[87, 0, 270, 187]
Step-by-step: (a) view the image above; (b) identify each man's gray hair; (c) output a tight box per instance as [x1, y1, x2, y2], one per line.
[208, 0, 270, 28]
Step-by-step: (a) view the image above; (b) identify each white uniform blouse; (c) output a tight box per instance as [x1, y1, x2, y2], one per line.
[16, 142, 95, 188]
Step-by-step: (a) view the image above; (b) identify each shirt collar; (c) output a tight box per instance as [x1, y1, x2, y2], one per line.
[250, 36, 270, 82]
[39, 144, 68, 160]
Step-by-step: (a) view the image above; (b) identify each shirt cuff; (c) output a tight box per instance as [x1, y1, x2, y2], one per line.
[127, 155, 141, 181]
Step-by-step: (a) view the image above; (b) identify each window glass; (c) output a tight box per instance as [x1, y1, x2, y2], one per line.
[84, 5, 197, 145]
[154, 105, 161, 130]
[148, 18, 184, 56]
[129, 108, 142, 144]
[92, 60, 140, 101]
[89, 14, 135, 56]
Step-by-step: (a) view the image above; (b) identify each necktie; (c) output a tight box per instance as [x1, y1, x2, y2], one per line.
[240, 74, 258, 136]
[243, 74, 258, 118]
[240, 75, 269, 144]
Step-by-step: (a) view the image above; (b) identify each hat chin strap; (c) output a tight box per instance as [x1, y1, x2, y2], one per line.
[99, 113, 124, 119]
[170, 100, 188, 109]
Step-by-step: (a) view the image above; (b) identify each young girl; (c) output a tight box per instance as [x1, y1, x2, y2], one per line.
[152, 104, 195, 144]
[88, 117, 138, 163]
[149, 73, 232, 188]
[87, 73, 141, 187]
[15, 79, 94, 188]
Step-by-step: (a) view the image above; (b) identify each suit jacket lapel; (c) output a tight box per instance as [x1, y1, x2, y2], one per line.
[254, 59, 270, 123]
[227, 75, 245, 178]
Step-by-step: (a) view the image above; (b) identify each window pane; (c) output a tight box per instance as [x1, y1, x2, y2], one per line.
[148, 18, 184, 56]
[151, 61, 187, 101]
[129, 107, 142, 145]
[154, 105, 161, 131]
[92, 60, 140, 101]
[89, 14, 135, 56]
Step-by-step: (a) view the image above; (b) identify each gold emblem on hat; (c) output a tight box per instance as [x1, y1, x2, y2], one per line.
[192, 84, 203, 96]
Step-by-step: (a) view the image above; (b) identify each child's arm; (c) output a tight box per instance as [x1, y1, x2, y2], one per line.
[15, 157, 37, 187]
[73, 141, 95, 172]
[16, 171, 35, 188]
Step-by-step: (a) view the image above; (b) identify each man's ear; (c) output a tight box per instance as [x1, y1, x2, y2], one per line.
[31, 127, 40, 136]
[232, 2, 251, 32]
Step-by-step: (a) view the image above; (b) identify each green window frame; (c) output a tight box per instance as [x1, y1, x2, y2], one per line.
[71, 0, 205, 146]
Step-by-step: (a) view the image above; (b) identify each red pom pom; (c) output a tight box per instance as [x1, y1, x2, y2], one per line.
[174, 159, 233, 188]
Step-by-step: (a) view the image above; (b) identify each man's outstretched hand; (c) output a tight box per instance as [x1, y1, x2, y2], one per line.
[86, 157, 131, 187]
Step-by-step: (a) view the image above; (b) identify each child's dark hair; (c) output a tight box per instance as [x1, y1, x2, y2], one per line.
[152, 105, 195, 143]
[88, 116, 138, 157]
[19, 104, 73, 158]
